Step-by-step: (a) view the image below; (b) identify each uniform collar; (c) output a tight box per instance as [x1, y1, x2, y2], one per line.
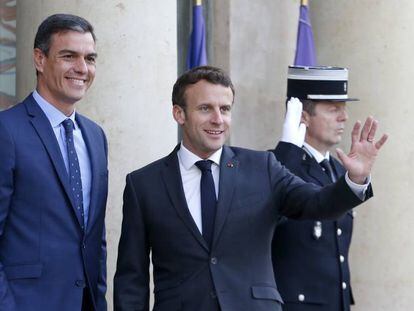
[303, 142, 330, 164]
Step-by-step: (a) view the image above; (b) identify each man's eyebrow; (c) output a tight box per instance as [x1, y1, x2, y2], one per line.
[57, 49, 77, 55]
[57, 49, 98, 58]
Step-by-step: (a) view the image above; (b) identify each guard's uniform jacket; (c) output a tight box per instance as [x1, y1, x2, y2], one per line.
[272, 142, 357, 311]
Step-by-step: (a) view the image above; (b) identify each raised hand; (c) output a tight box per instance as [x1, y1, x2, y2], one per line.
[281, 97, 307, 147]
[336, 116, 388, 184]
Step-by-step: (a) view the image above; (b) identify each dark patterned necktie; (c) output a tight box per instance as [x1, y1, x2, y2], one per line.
[320, 158, 337, 183]
[195, 160, 217, 248]
[62, 119, 86, 230]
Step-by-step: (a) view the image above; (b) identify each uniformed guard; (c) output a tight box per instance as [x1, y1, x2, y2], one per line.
[271, 66, 367, 311]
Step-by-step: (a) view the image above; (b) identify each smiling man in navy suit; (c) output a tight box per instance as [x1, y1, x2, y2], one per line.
[0, 14, 108, 310]
[114, 66, 387, 311]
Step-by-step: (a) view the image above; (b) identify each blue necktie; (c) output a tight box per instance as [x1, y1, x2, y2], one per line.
[320, 159, 337, 183]
[195, 160, 217, 248]
[62, 119, 86, 230]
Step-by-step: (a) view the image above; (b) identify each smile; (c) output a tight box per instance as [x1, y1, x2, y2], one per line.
[67, 78, 86, 85]
[205, 130, 223, 135]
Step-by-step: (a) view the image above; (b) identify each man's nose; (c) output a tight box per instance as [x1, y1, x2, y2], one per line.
[74, 58, 88, 73]
[339, 108, 348, 121]
[211, 109, 223, 124]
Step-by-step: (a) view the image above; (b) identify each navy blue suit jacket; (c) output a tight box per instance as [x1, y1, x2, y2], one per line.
[271, 142, 370, 311]
[114, 144, 366, 311]
[0, 94, 108, 310]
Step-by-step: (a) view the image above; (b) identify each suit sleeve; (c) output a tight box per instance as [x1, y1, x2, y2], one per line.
[113, 174, 150, 311]
[268, 151, 365, 220]
[0, 120, 17, 307]
[96, 129, 108, 311]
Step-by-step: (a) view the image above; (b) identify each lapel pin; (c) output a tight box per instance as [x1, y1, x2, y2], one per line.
[226, 162, 234, 168]
[302, 154, 307, 161]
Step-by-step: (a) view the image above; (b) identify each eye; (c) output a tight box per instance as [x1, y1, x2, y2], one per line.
[86, 56, 96, 64]
[199, 105, 210, 112]
[220, 105, 232, 113]
[62, 54, 75, 60]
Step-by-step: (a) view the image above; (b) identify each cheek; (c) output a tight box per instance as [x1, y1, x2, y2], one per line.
[88, 66, 96, 77]
[224, 116, 232, 127]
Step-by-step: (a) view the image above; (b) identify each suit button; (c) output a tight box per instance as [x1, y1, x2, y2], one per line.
[210, 257, 218, 265]
[75, 280, 85, 287]
[337, 228, 342, 236]
[82, 243, 86, 249]
[339, 255, 345, 263]
[342, 282, 347, 290]
[298, 294, 305, 302]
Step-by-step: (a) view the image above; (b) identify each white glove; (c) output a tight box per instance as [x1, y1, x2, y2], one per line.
[281, 97, 306, 147]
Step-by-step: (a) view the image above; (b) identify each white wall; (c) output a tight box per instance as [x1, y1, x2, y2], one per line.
[312, 1, 411, 310]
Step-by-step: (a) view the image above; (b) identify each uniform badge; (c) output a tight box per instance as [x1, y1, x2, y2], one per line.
[313, 221, 322, 239]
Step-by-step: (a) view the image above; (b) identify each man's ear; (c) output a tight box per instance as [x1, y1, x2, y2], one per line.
[33, 48, 46, 73]
[301, 110, 310, 127]
[173, 105, 185, 125]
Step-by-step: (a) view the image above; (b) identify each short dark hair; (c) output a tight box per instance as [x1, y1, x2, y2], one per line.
[301, 99, 317, 116]
[286, 98, 317, 116]
[34, 14, 95, 56]
[172, 66, 235, 108]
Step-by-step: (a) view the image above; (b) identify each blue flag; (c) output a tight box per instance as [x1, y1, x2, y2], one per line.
[294, 2, 316, 66]
[186, 2, 207, 69]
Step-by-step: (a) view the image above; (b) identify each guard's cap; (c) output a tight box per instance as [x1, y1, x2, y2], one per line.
[287, 66, 358, 101]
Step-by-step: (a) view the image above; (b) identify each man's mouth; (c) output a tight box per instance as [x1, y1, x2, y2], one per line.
[67, 78, 87, 85]
[205, 130, 223, 135]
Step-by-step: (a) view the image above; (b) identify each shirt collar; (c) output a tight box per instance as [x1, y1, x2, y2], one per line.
[303, 142, 330, 164]
[32, 90, 77, 129]
[178, 142, 222, 170]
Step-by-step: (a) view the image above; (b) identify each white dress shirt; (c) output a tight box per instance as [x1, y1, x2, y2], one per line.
[177, 143, 221, 234]
[33, 90, 92, 225]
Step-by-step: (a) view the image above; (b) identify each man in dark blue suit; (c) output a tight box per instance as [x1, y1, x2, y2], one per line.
[0, 14, 108, 310]
[272, 66, 364, 311]
[114, 66, 387, 311]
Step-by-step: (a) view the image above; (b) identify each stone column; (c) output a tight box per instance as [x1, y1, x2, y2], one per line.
[212, 0, 299, 149]
[311, 1, 410, 310]
[16, 1, 177, 308]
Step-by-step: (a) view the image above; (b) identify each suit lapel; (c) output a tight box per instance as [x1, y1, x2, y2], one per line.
[212, 146, 238, 249]
[76, 114, 101, 232]
[303, 151, 345, 186]
[25, 96, 83, 227]
[161, 146, 209, 252]
[303, 153, 331, 186]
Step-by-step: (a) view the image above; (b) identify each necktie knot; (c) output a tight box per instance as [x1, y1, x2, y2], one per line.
[320, 158, 336, 182]
[62, 119, 74, 134]
[195, 160, 213, 172]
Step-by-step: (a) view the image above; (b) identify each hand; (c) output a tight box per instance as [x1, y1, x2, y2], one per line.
[281, 97, 306, 147]
[336, 116, 388, 184]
